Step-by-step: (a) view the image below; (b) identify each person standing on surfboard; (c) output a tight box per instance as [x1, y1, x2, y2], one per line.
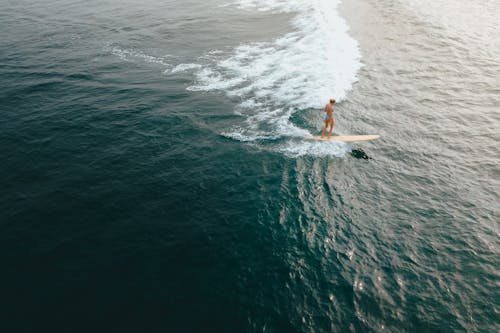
[321, 98, 335, 138]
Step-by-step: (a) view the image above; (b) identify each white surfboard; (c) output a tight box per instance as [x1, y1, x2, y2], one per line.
[312, 135, 380, 142]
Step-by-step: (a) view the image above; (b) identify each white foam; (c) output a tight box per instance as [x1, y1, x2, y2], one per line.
[108, 45, 171, 67]
[192, 0, 362, 157]
[170, 63, 202, 74]
[279, 140, 352, 158]
[227, 0, 302, 13]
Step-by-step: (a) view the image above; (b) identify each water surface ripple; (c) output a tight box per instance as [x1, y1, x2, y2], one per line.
[0, 0, 498, 332]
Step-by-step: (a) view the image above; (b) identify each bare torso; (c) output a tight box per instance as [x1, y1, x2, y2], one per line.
[324, 103, 334, 121]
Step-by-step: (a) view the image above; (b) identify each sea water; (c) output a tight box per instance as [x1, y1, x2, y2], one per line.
[1, 0, 498, 332]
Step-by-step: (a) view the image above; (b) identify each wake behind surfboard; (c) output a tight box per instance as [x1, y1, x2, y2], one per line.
[311, 135, 380, 142]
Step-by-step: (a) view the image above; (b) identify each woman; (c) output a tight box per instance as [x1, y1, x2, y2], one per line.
[321, 98, 335, 138]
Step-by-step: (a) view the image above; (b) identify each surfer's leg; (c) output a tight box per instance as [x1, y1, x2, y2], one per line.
[321, 120, 328, 138]
[327, 119, 334, 137]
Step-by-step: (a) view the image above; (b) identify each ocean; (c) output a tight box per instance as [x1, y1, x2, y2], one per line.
[1, 0, 499, 332]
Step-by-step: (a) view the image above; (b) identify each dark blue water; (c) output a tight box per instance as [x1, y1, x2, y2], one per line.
[1, 0, 499, 332]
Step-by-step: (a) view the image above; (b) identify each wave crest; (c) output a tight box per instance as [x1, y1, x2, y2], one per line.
[190, 0, 362, 156]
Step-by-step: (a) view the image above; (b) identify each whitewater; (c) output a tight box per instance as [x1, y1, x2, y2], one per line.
[169, 0, 363, 157]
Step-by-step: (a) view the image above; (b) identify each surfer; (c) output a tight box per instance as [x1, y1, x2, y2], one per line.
[321, 98, 335, 138]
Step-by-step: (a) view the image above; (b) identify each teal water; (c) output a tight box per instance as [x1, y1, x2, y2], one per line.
[1, 0, 499, 332]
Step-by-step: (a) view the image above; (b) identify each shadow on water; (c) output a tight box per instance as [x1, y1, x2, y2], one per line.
[350, 148, 371, 160]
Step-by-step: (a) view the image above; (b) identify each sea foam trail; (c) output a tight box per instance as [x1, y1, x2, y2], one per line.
[188, 0, 362, 157]
[107, 45, 172, 67]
